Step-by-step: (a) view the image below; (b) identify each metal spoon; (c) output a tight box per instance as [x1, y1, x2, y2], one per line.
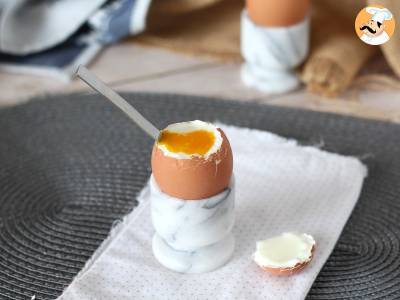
[75, 65, 160, 140]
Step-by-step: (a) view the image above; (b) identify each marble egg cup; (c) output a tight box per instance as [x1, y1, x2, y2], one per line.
[241, 10, 310, 93]
[151, 175, 235, 273]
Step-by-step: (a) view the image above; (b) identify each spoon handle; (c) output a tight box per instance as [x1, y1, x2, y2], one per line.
[76, 66, 160, 140]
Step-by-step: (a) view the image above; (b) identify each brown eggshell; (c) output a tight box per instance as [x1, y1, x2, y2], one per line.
[246, 0, 310, 27]
[151, 128, 233, 200]
[260, 245, 315, 276]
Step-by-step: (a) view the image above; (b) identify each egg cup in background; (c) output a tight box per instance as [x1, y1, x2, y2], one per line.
[151, 175, 235, 273]
[241, 0, 310, 93]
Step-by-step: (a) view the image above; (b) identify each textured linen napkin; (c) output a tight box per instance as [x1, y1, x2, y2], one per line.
[59, 124, 367, 300]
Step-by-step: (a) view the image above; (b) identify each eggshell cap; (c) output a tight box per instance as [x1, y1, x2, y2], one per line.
[254, 232, 316, 276]
[260, 245, 315, 275]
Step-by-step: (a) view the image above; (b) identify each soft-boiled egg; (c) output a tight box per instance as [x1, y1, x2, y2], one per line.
[151, 120, 233, 200]
[254, 232, 315, 275]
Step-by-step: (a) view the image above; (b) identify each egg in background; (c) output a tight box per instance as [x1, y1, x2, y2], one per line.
[246, 0, 310, 26]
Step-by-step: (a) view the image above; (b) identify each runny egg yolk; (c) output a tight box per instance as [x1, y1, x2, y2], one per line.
[157, 129, 215, 156]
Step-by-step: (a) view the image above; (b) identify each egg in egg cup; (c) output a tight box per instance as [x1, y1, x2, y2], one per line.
[150, 120, 235, 273]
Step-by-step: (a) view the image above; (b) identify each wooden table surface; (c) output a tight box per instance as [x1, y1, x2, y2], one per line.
[1, 42, 400, 123]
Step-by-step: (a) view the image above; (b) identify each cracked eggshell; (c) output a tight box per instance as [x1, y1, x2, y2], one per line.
[151, 128, 233, 200]
[254, 232, 316, 276]
[260, 245, 315, 275]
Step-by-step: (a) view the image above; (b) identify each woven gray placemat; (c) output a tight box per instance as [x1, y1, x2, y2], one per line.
[0, 92, 399, 300]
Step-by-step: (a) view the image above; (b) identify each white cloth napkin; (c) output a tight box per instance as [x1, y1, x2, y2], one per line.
[59, 124, 367, 300]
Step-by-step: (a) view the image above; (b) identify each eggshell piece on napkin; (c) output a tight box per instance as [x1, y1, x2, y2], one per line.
[254, 232, 316, 275]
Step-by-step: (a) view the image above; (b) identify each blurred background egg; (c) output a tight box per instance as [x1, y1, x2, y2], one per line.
[246, 0, 310, 27]
[151, 120, 233, 200]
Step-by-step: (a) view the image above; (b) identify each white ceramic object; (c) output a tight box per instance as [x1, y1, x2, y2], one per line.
[240, 11, 310, 93]
[151, 175, 235, 273]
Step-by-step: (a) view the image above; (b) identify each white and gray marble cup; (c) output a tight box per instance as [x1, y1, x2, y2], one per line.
[241, 10, 310, 93]
[151, 175, 235, 273]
